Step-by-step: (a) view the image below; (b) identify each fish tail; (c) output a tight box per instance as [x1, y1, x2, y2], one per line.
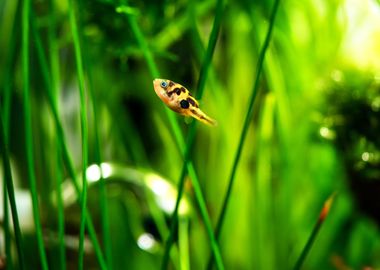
[190, 108, 217, 126]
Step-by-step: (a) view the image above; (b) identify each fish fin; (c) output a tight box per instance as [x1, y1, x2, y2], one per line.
[189, 108, 217, 127]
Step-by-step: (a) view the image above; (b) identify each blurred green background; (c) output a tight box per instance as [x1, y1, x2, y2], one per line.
[1, 0, 380, 269]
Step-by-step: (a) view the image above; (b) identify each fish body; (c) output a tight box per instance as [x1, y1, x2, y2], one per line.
[153, 78, 217, 126]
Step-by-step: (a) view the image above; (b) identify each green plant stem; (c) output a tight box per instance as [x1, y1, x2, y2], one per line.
[121, 2, 159, 78]
[31, 17, 107, 269]
[2, 6, 23, 269]
[165, 125, 224, 269]
[86, 45, 113, 270]
[179, 219, 190, 270]
[91, 87, 113, 270]
[1, 5, 19, 269]
[22, 0, 49, 269]
[0, 114, 25, 270]
[293, 193, 336, 270]
[294, 221, 323, 270]
[161, 0, 225, 269]
[207, 0, 281, 269]
[55, 142, 66, 270]
[3, 156, 11, 270]
[67, 0, 89, 268]
[161, 126, 198, 270]
[122, 0, 225, 268]
[47, 1, 66, 268]
[74, 0, 113, 266]
[195, 0, 224, 98]
[0, 5, 19, 270]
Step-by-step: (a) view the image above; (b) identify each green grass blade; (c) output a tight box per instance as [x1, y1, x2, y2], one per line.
[0, 114, 25, 269]
[164, 128, 224, 270]
[22, 1, 49, 269]
[2, 164, 11, 270]
[55, 142, 66, 270]
[74, 0, 113, 267]
[207, 0, 281, 268]
[31, 17, 107, 269]
[47, 0, 66, 268]
[185, 2, 224, 258]
[1, 5, 19, 269]
[121, 1, 225, 268]
[161, 0, 225, 268]
[293, 193, 336, 270]
[195, 0, 224, 99]
[67, 0, 89, 268]
[1, 10, 22, 268]
[120, 2, 159, 78]
[86, 44, 113, 270]
[182, 7, 228, 268]
[90, 89, 114, 270]
[3, 158, 12, 270]
[1, 7, 18, 141]
[161, 127, 198, 270]
[179, 219, 190, 270]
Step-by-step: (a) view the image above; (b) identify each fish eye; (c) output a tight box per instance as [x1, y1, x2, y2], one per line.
[160, 81, 168, 88]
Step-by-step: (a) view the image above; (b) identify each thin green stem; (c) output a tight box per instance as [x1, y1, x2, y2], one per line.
[161, 126, 198, 270]
[179, 219, 190, 270]
[207, 0, 281, 268]
[1, 13, 17, 140]
[22, 0, 49, 269]
[1, 4, 19, 269]
[74, 0, 113, 266]
[161, 0, 225, 268]
[186, 4, 225, 265]
[48, 0, 66, 268]
[55, 143, 66, 270]
[121, 1, 159, 78]
[195, 0, 224, 99]
[121, 0, 225, 268]
[294, 221, 323, 270]
[1, 8, 23, 267]
[3, 156, 11, 270]
[167, 126, 223, 270]
[90, 77, 114, 270]
[85, 40, 113, 270]
[31, 17, 107, 269]
[293, 193, 336, 270]
[67, 0, 89, 268]
[121, 4, 182, 265]
[0, 112, 25, 270]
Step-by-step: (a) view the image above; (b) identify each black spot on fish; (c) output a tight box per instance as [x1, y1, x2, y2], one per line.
[180, 100, 190, 109]
[175, 88, 182, 95]
[187, 97, 197, 107]
[180, 87, 186, 93]
[169, 81, 175, 87]
[167, 88, 180, 97]
[190, 109, 198, 115]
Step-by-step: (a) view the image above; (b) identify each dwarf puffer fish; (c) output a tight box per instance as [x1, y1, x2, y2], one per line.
[153, 78, 217, 126]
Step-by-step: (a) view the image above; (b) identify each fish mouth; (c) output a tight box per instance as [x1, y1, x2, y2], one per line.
[153, 79, 168, 100]
[153, 79, 160, 91]
[153, 79, 162, 90]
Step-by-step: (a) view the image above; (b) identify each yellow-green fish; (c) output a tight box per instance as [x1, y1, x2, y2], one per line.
[153, 78, 217, 126]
